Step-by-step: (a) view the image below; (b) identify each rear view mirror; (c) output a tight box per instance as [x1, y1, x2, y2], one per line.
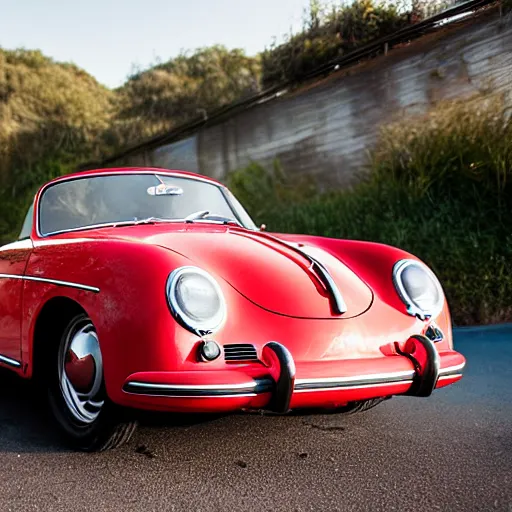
[147, 184, 183, 196]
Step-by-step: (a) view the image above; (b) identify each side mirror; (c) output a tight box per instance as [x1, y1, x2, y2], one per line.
[260, 224, 267, 232]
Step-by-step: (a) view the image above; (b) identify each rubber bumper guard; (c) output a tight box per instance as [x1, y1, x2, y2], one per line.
[261, 342, 296, 413]
[396, 334, 440, 397]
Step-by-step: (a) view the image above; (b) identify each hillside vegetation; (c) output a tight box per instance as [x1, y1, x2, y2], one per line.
[118, 47, 260, 138]
[0, 0, 452, 242]
[0, 50, 113, 238]
[228, 93, 512, 326]
[0, 46, 260, 241]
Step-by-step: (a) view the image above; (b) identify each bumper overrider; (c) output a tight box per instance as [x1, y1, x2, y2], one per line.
[122, 336, 465, 413]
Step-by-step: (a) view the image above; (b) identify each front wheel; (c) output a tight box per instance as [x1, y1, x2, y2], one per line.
[47, 313, 137, 451]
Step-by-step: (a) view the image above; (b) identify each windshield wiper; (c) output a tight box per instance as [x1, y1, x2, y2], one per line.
[184, 211, 241, 226]
[111, 214, 241, 229]
[133, 217, 176, 225]
[185, 210, 210, 222]
[111, 217, 177, 228]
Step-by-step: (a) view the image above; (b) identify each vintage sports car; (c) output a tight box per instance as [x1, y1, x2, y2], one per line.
[0, 168, 466, 451]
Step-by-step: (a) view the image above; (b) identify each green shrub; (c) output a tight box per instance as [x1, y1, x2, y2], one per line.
[227, 160, 316, 221]
[228, 94, 512, 326]
[261, 0, 449, 88]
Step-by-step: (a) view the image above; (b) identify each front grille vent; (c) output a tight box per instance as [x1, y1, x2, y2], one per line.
[223, 344, 258, 362]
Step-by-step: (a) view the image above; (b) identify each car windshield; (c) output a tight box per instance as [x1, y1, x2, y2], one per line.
[38, 173, 257, 236]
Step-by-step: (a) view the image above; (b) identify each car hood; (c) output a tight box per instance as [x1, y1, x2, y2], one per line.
[141, 226, 373, 319]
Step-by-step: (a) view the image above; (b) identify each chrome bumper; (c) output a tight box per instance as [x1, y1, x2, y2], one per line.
[123, 335, 465, 413]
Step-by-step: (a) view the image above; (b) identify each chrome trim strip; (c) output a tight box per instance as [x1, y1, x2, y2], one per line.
[295, 370, 415, 386]
[309, 257, 348, 315]
[34, 238, 95, 247]
[0, 239, 33, 251]
[0, 354, 22, 368]
[295, 361, 464, 393]
[437, 374, 462, 381]
[438, 362, 466, 375]
[0, 274, 100, 293]
[294, 380, 414, 393]
[0, 274, 24, 281]
[123, 378, 274, 398]
[23, 275, 100, 293]
[129, 391, 257, 399]
[127, 381, 257, 391]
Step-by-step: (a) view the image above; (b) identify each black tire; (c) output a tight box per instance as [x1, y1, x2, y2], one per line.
[46, 313, 137, 451]
[334, 398, 386, 415]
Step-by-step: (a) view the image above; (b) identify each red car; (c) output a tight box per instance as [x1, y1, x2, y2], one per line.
[0, 168, 465, 451]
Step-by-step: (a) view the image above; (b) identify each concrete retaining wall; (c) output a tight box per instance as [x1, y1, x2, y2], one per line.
[110, 7, 512, 188]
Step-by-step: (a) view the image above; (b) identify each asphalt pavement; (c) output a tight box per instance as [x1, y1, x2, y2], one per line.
[0, 325, 511, 512]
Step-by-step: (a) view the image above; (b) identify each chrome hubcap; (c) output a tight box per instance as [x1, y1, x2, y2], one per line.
[58, 319, 104, 424]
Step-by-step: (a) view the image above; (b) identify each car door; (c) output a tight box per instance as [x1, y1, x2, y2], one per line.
[0, 204, 34, 369]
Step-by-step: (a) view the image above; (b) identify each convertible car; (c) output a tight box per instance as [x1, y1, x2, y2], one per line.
[0, 167, 465, 451]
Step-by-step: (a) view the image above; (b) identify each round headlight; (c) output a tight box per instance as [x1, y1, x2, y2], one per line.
[393, 259, 444, 320]
[167, 267, 226, 333]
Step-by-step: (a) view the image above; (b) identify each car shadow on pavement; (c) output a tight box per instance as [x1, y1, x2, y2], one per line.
[0, 369, 67, 453]
[0, 368, 228, 453]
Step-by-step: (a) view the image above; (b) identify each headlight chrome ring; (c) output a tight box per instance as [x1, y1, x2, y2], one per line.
[392, 259, 444, 320]
[166, 266, 226, 335]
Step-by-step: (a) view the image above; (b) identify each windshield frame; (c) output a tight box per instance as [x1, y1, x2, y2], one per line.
[35, 171, 256, 238]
